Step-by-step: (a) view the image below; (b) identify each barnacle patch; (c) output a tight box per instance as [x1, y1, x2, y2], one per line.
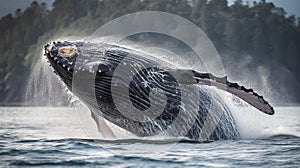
[48, 44, 55, 51]
[58, 46, 76, 57]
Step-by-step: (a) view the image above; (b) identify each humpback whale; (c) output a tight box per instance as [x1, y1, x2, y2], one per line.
[44, 41, 274, 141]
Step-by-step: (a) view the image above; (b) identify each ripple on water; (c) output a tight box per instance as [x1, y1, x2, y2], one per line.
[0, 107, 299, 167]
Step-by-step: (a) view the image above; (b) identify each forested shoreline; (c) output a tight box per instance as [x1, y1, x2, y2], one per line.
[0, 0, 299, 105]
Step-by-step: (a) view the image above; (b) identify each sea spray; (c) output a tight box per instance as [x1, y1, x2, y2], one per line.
[24, 55, 74, 106]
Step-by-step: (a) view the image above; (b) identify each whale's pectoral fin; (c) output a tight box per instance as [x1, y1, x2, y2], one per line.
[168, 69, 275, 115]
[91, 111, 116, 139]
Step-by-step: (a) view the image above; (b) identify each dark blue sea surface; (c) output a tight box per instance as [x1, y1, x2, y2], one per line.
[0, 107, 299, 167]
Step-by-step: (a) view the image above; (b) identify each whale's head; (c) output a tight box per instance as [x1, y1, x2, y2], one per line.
[44, 41, 122, 92]
[44, 41, 78, 89]
[44, 41, 122, 108]
[44, 41, 95, 92]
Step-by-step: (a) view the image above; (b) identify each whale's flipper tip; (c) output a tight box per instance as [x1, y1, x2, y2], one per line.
[192, 71, 275, 115]
[226, 86, 275, 115]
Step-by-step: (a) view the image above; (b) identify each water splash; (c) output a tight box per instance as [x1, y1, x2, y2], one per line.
[24, 53, 73, 106]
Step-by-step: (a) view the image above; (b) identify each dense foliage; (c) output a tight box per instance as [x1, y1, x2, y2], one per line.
[0, 0, 299, 105]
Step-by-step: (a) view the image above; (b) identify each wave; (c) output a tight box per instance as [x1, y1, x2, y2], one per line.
[268, 134, 300, 140]
[13, 137, 211, 144]
[7, 133, 300, 147]
[10, 160, 94, 166]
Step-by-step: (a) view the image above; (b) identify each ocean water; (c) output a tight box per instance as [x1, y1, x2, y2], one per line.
[0, 107, 299, 167]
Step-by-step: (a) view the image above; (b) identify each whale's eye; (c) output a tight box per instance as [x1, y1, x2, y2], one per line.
[58, 46, 76, 57]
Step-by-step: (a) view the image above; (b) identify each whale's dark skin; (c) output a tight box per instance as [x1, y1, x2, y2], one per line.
[44, 41, 274, 141]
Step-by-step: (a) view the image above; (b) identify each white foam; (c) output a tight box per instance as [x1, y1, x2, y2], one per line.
[223, 93, 300, 139]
